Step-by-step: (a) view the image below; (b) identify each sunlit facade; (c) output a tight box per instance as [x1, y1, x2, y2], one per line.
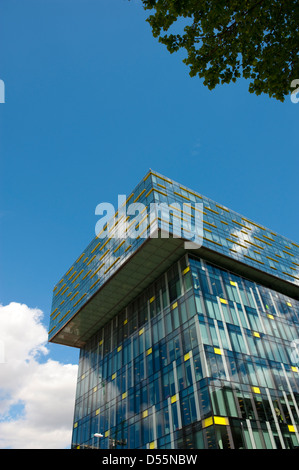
[49, 170, 299, 449]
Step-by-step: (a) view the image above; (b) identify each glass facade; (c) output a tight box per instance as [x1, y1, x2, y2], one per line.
[71, 255, 299, 449]
[48, 170, 299, 449]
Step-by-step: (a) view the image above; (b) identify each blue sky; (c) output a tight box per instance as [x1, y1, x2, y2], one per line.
[0, 0, 298, 448]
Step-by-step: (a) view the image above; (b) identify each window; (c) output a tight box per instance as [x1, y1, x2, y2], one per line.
[198, 317, 210, 345]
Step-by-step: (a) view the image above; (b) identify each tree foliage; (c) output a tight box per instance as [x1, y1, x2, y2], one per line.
[139, 0, 299, 100]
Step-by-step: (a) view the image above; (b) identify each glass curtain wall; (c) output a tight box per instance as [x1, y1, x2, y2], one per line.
[71, 255, 299, 449]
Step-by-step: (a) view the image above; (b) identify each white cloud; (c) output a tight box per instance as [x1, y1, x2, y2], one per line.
[0, 302, 78, 449]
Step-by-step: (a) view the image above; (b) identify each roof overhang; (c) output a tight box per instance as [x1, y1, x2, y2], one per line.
[49, 230, 186, 348]
[49, 229, 299, 348]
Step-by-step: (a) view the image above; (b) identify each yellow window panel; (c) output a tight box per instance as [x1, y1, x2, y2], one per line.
[74, 422, 78, 428]
[174, 190, 190, 201]
[144, 170, 153, 182]
[125, 192, 134, 204]
[288, 425, 296, 433]
[267, 314, 274, 320]
[253, 331, 260, 338]
[70, 292, 79, 302]
[90, 263, 105, 279]
[82, 270, 91, 280]
[291, 366, 298, 372]
[100, 237, 110, 251]
[205, 206, 219, 215]
[61, 286, 69, 296]
[58, 310, 70, 323]
[171, 394, 178, 404]
[73, 293, 87, 308]
[122, 392, 127, 400]
[95, 408, 100, 415]
[220, 298, 227, 304]
[111, 373, 116, 380]
[142, 410, 148, 418]
[214, 416, 229, 426]
[230, 281, 237, 286]
[214, 348, 223, 355]
[90, 279, 100, 291]
[123, 319, 128, 325]
[69, 269, 78, 281]
[134, 188, 146, 202]
[91, 241, 101, 254]
[283, 250, 294, 257]
[113, 240, 125, 254]
[53, 310, 60, 321]
[244, 254, 264, 265]
[55, 283, 66, 296]
[48, 326, 55, 335]
[117, 345, 122, 352]
[216, 204, 230, 213]
[86, 255, 96, 267]
[145, 187, 154, 198]
[146, 348, 152, 356]
[287, 302, 292, 307]
[204, 220, 217, 228]
[182, 266, 190, 275]
[184, 352, 191, 362]
[252, 387, 261, 394]
[98, 249, 110, 263]
[76, 253, 85, 263]
[65, 266, 74, 277]
[139, 328, 144, 336]
[104, 257, 120, 275]
[149, 296, 155, 303]
[172, 301, 178, 310]
[149, 441, 156, 449]
[203, 417, 213, 428]
[72, 269, 84, 283]
[105, 430, 110, 438]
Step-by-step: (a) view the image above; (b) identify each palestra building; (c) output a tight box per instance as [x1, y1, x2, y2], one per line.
[48, 170, 299, 449]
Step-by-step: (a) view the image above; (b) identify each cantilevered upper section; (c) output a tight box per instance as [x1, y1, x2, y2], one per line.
[48, 170, 299, 347]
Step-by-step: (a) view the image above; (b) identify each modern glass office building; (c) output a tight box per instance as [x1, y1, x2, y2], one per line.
[48, 170, 299, 449]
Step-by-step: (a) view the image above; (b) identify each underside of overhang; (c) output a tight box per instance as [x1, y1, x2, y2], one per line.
[49, 233, 186, 348]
